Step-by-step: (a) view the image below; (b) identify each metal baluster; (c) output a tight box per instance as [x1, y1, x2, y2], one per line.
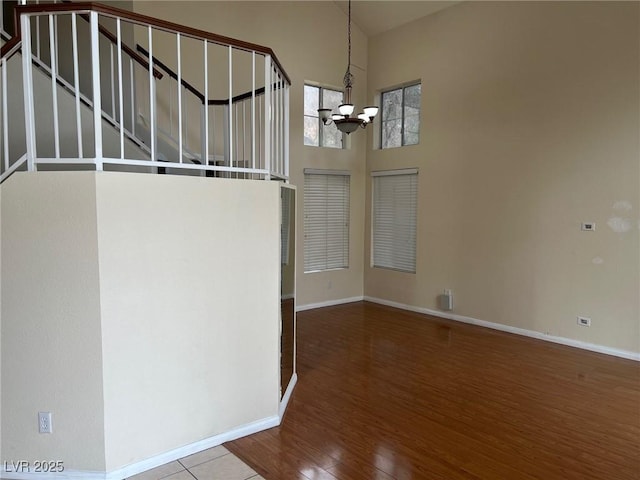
[2, 57, 8, 172]
[284, 83, 289, 178]
[258, 95, 262, 171]
[168, 77, 173, 137]
[264, 55, 271, 179]
[130, 58, 135, 137]
[251, 51, 256, 171]
[203, 40, 209, 168]
[72, 13, 83, 157]
[148, 26, 156, 162]
[184, 85, 188, 152]
[242, 100, 246, 169]
[117, 19, 124, 160]
[211, 106, 216, 166]
[54, 13, 59, 75]
[276, 70, 281, 176]
[228, 45, 233, 170]
[49, 15, 60, 159]
[90, 12, 103, 167]
[21, 14, 37, 170]
[177, 33, 183, 163]
[235, 102, 238, 171]
[110, 43, 115, 118]
[35, 13, 40, 60]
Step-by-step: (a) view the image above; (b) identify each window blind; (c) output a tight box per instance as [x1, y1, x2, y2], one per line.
[304, 171, 350, 272]
[372, 170, 418, 273]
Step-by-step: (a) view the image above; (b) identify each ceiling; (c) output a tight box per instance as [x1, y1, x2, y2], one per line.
[334, 1, 459, 37]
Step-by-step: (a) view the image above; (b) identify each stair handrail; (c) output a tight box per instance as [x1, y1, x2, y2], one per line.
[135, 44, 205, 104]
[136, 44, 277, 107]
[0, 34, 20, 59]
[1, 3, 163, 79]
[77, 12, 162, 79]
[13, 2, 291, 85]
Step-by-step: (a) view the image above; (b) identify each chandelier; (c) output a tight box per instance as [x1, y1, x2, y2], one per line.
[318, 0, 378, 134]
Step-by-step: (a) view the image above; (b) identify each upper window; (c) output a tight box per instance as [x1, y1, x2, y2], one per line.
[381, 83, 421, 149]
[304, 84, 343, 148]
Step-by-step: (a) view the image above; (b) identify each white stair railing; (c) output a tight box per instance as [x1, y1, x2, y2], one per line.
[136, 44, 290, 180]
[0, 38, 28, 181]
[1, 2, 290, 182]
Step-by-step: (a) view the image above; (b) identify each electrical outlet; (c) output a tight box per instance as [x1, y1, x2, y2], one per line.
[439, 289, 453, 311]
[38, 412, 52, 434]
[577, 316, 591, 327]
[581, 222, 596, 231]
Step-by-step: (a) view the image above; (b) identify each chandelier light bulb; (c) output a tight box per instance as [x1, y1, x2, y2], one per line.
[363, 106, 379, 119]
[338, 104, 355, 116]
[318, 108, 332, 124]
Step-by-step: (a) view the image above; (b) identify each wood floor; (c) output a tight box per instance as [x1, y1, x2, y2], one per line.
[226, 301, 640, 480]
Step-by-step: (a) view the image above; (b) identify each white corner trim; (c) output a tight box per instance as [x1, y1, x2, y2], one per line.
[279, 372, 298, 420]
[1, 416, 280, 480]
[296, 296, 364, 312]
[363, 296, 640, 362]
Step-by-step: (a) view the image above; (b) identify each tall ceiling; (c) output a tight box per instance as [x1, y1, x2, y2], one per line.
[333, 1, 459, 37]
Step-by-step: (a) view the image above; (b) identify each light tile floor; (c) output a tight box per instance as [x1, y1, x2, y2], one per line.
[127, 445, 263, 480]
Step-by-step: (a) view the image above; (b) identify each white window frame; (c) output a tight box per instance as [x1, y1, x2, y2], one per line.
[371, 169, 418, 273]
[380, 82, 421, 149]
[303, 84, 344, 148]
[304, 169, 350, 273]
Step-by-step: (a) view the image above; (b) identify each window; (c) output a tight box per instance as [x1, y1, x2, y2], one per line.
[372, 169, 418, 273]
[381, 83, 421, 149]
[304, 170, 350, 272]
[304, 84, 343, 148]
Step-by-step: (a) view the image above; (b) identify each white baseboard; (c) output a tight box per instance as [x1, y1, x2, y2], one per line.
[279, 373, 297, 419]
[0, 470, 105, 480]
[296, 295, 364, 312]
[1, 416, 280, 480]
[363, 296, 640, 362]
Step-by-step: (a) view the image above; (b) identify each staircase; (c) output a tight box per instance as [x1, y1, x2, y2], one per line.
[0, 1, 290, 183]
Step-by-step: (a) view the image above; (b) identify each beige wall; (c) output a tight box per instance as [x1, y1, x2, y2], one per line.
[132, 1, 370, 307]
[365, 1, 639, 353]
[96, 173, 280, 470]
[133, 1, 638, 351]
[1, 172, 106, 470]
[1, 172, 281, 473]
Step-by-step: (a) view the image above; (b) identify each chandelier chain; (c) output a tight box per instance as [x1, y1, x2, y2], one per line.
[344, 0, 353, 89]
[348, 0, 351, 68]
